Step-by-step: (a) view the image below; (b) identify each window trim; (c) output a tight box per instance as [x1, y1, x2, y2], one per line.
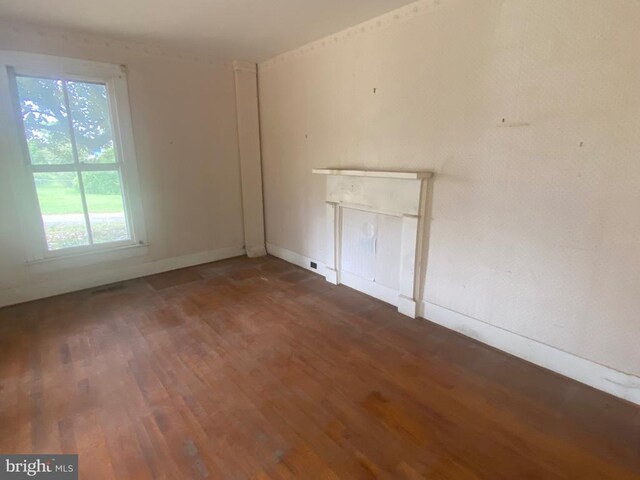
[0, 50, 147, 263]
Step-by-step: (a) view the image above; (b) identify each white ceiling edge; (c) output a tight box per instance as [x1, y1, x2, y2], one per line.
[0, 0, 448, 72]
[0, 0, 421, 63]
[259, 0, 451, 71]
[0, 18, 236, 67]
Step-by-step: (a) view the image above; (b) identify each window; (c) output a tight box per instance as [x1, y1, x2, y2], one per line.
[1, 51, 146, 261]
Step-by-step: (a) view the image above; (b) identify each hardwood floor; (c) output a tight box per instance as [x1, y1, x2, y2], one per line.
[0, 255, 638, 479]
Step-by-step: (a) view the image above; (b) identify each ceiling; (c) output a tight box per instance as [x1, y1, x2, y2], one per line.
[0, 0, 416, 61]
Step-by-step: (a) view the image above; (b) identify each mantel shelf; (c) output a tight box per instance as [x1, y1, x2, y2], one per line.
[312, 168, 433, 180]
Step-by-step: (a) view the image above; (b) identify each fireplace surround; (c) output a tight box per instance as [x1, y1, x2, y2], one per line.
[312, 168, 433, 318]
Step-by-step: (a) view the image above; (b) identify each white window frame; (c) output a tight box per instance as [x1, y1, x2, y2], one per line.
[0, 50, 147, 264]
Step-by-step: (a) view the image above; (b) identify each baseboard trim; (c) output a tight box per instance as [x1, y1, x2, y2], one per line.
[340, 271, 399, 307]
[267, 243, 403, 307]
[397, 295, 418, 318]
[179, 242, 640, 406]
[245, 244, 267, 258]
[0, 245, 246, 308]
[419, 300, 640, 405]
[266, 243, 325, 275]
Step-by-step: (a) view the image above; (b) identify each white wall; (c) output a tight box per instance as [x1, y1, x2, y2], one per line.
[0, 22, 246, 304]
[258, 0, 640, 379]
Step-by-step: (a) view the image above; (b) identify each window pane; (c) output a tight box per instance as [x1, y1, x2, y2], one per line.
[16, 76, 74, 165]
[67, 81, 116, 164]
[33, 172, 90, 250]
[83, 171, 130, 244]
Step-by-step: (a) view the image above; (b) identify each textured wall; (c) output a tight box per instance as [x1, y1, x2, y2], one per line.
[258, 0, 640, 375]
[0, 22, 244, 297]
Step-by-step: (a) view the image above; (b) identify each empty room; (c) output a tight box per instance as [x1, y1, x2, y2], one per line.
[0, 0, 638, 478]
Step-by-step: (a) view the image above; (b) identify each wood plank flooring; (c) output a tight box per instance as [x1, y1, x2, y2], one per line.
[0, 255, 638, 479]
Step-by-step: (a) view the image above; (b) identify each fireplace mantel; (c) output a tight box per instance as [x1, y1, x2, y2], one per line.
[313, 167, 433, 318]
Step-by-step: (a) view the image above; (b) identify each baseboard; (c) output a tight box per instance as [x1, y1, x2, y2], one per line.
[420, 300, 640, 405]
[266, 243, 403, 307]
[397, 295, 418, 318]
[0, 245, 246, 308]
[340, 271, 399, 307]
[245, 244, 267, 258]
[266, 243, 325, 275]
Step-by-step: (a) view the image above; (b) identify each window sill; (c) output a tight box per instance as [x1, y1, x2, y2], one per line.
[26, 242, 150, 272]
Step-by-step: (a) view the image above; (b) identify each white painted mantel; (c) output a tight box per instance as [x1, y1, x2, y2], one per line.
[312, 168, 433, 318]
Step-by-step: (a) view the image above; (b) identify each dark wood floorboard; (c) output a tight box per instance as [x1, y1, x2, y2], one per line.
[0, 255, 638, 479]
